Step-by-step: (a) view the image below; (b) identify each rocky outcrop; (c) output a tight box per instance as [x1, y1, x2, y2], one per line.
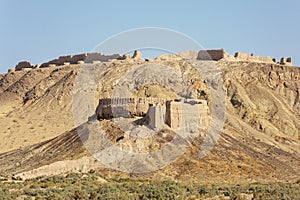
[132, 50, 143, 60]
[223, 61, 300, 140]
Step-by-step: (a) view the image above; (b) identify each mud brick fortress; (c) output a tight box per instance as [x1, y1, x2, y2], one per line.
[96, 97, 209, 130]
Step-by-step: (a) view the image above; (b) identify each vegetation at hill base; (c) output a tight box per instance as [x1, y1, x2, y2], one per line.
[0, 172, 299, 199]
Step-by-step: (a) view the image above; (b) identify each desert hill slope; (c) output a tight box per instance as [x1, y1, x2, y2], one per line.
[0, 52, 299, 182]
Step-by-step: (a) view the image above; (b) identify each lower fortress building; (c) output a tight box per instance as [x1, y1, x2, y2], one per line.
[96, 97, 209, 130]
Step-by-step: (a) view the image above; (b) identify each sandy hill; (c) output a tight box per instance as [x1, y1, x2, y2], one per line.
[0, 51, 299, 183]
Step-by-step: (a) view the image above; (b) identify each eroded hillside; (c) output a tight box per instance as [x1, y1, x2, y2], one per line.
[0, 52, 299, 182]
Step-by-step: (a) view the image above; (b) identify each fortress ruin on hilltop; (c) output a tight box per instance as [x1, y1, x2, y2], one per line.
[12, 48, 293, 72]
[12, 50, 143, 72]
[96, 97, 209, 130]
[197, 49, 292, 65]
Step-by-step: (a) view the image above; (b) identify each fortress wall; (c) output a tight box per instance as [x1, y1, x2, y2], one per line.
[147, 105, 165, 130]
[234, 52, 249, 60]
[234, 52, 275, 63]
[71, 53, 88, 63]
[96, 97, 209, 130]
[197, 49, 235, 61]
[84, 53, 121, 63]
[166, 99, 209, 129]
[197, 49, 226, 61]
[39, 53, 121, 68]
[197, 49, 290, 65]
[96, 97, 165, 119]
[166, 100, 182, 129]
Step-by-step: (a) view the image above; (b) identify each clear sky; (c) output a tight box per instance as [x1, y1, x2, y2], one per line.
[0, 0, 299, 73]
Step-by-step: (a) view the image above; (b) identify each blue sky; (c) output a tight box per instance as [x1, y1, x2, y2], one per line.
[0, 0, 299, 73]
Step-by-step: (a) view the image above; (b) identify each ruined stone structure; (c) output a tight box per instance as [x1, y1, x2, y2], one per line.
[39, 53, 121, 68]
[15, 61, 34, 71]
[166, 99, 209, 129]
[234, 52, 274, 63]
[197, 49, 293, 66]
[13, 51, 144, 71]
[15, 50, 144, 71]
[96, 97, 209, 130]
[197, 49, 234, 61]
[13, 49, 294, 72]
[147, 104, 166, 130]
[96, 97, 165, 119]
